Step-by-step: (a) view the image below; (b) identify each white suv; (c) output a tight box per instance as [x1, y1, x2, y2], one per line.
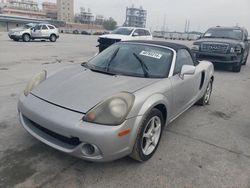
[8, 23, 59, 42]
[98, 27, 152, 52]
[30, 24, 59, 42]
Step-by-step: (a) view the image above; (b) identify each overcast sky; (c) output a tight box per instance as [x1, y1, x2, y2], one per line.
[41, 0, 250, 32]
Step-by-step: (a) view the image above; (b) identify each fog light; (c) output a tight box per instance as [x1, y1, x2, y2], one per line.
[82, 144, 95, 155]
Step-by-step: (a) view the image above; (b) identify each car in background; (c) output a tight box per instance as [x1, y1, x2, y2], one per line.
[192, 26, 249, 72]
[8, 23, 36, 41]
[97, 27, 152, 52]
[81, 31, 91, 35]
[30, 24, 59, 42]
[73, 30, 80, 34]
[18, 41, 214, 162]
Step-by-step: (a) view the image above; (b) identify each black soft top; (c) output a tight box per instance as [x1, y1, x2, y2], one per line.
[123, 40, 190, 51]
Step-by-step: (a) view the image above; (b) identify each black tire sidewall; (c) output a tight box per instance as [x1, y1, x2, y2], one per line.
[50, 34, 56, 42]
[136, 108, 164, 161]
[203, 80, 213, 105]
[22, 34, 30, 42]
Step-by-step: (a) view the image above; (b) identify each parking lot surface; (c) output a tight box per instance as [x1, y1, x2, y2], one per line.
[0, 33, 250, 188]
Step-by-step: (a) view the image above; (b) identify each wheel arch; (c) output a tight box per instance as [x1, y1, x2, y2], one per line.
[128, 93, 169, 155]
[50, 33, 56, 37]
[136, 93, 169, 127]
[22, 33, 31, 37]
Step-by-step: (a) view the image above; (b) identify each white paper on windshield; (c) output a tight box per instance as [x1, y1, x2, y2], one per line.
[139, 51, 162, 59]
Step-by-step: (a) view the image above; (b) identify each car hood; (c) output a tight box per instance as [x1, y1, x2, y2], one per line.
[99, 34, 130, 41]
[31, 66, 159, 113]
[195, 38, 240, 45]
[9, 28, 28, 32]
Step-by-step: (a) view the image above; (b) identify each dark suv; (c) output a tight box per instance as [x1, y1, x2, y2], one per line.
[192, 26, 249, 72]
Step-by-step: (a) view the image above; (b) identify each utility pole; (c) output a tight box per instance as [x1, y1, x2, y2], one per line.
[187, 20, 190, 33]
[163, 14, 166, 35]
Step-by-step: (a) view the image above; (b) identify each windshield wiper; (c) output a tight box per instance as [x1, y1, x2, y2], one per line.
[132, 53, 149, 78]
[81, 62, 116, 75]
[107, 47, 120, 71]
[90, 68, 116, 75]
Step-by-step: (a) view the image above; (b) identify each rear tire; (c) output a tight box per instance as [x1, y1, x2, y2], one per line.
[130, 108, 163, 162]
[22, 34, 30, 42]
[196, 79, 213, 106]
[49, 34, 57, 42]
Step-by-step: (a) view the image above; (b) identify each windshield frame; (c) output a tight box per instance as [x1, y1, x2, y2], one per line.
[85, 42, 176, 79]
[111, 27, 134, 36]
[203, 28, 244, 40]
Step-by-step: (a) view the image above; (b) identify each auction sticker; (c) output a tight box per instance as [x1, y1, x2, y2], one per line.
[139, 51, 162, 59]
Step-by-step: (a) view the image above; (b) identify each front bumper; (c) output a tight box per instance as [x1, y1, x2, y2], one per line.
[8, 34, 22, 40]
[18, 94, 142, 162]
[193, 51, 241, 64]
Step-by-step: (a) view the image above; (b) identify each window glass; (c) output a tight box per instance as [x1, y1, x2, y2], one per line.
[42, 25, 48, 30]
[145, 30, 151, 36]
[133, 29, 139, 36]
[34, 25, 41, 30]
[174, 49, 194, 75]
[203, 28, 243, 40]
[138, 29, 146, 36]
[48, 25, 55, 29]
[87, 43, 173, 78]
[111, 27, 134, 35]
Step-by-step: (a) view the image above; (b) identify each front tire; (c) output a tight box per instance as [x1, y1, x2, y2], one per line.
[130, 108, 163, 162]
[22, 34, 30, 42]
[196, 79, 213, 106]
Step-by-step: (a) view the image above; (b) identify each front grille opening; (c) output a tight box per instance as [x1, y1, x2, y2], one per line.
[25, 117, 81, 146]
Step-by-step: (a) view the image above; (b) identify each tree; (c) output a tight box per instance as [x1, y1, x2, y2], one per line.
[103, 17, 117, 31]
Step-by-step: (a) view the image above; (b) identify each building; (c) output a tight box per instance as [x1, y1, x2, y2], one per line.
[42, 2, 57, 20]
[0, 14, 64, 32]
[75, 7, 94, 24]
[124, 5, 147, 28]
[57, 0, 74, 23]
[0, 0, 46, 19]
[95, 14, 104, 25]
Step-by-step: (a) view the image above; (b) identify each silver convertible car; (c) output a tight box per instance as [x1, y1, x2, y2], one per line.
[18, 41, 214, 162]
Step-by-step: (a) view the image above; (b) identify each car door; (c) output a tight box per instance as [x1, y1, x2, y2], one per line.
[41, 25, 49, 38]
[170, 49, 201, 117]
[31, 25, 42, 38]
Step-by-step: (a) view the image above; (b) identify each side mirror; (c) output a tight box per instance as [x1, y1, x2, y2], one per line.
[133, 32, 139, 37]
[179, 65, 196, 79]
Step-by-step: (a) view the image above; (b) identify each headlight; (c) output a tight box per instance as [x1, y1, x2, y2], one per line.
[83, 92, 135, 125]
[230, 47, 235, 53]
[191, 44, 200, 51]
[24, 70, 47, 96]
[230, 45, 242, 54]
[234, 45, 242, 54]
[13, 31, 21, 35]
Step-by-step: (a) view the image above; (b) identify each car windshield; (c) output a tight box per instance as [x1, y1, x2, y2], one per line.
[23, 24, 35, 29]
[203, 28, 243, 40]
[85, 43, 173, 78]
[111, 28, 134, 35]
